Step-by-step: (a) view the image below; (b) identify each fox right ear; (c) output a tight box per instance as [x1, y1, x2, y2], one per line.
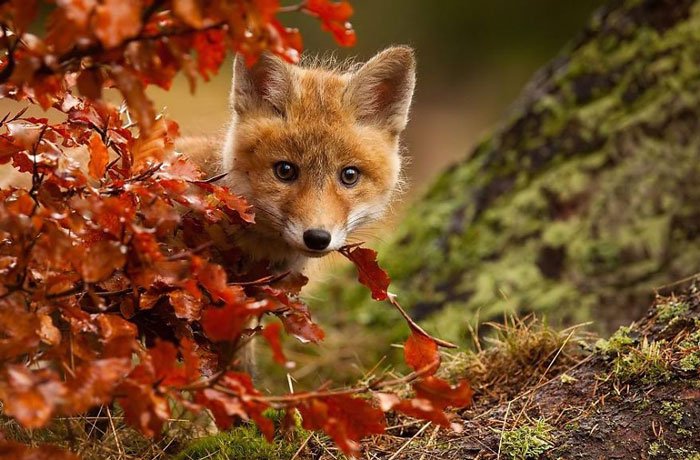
[344, 46, 416, 135]
[231, 53, 292, 116]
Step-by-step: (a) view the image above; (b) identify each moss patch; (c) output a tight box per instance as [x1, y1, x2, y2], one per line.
[499, 418, 554, 460]
[175, 413, 307, 460]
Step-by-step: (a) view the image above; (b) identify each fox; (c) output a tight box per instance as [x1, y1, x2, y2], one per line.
[179, 46, 417, 272]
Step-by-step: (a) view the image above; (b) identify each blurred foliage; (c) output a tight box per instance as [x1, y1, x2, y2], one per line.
[293, 0, 605, 82]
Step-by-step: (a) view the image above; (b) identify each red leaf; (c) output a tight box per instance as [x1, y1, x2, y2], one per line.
[196, 262, 244, 304]
[201, 302, 249, 343]
[413, 376, 473, 410]
[298, 395, 385, 457]
[93, 0, 142, 48]
[112, 67, 156, 134]
[77, 68, 104, 100]
[376, 393, 452, 428]
[404, 330, 440, 375]
[375, 378, 473, 430]
[261, 322, 287, 366]
[264, 287, 325, 343]
[0, 366, 66, 428]
[117, 380, 170, 438]
[196, 372, 273, 440]
[87, 131, 109, 179]
[64, 358, 131, 413]
[168, 289, 203, 321]
[193, 29, 227, 81]
[80, 240, 126, 283]
[339, 245, 391, 301]
[305, 0, 356, 47]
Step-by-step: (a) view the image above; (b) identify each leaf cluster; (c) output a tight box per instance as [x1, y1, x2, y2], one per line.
[0, 2, 472, 459]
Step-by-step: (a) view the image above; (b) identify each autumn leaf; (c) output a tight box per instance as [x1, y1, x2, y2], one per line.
[117, 379, 170, 438]
[64, 358, 131, 413]
[87, 131, 109, 179]
[80, 240, 126, 283]
[169, 289, 203, 321]
[298, 395, 386, 457]
[305, 0, 356, 46]
[201, 302, 249, 342]
[263, 287, 325, 343]
[413, 376, 473, 410]
[403, 329, 440, 375]
[339, 245, 391, 301]
[77, 68, 104, 100]
[93, 0, 142, 48]
[0, 366, 66, 428]
[261, 322, 287, 365]
[112, 67, 156, 134]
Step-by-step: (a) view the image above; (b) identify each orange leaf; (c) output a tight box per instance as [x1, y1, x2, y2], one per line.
[261, 322, 287, 365]
[117, 380, 170, 438]
[93, 0, 142, 48]
[0, 366, 66, 428]
[63, 358, 131, 413]
[403, 330, 440, 375]
[201, 302, 248, 343]
[77, 68, 104, 100]
[80, 240, 126, 283]
[87, 132, 109, 179]
[414, 376, 473, 410]
[168, 289, 203, 321]
[298, 395, 386, 457]
[339, 245, 390, 301]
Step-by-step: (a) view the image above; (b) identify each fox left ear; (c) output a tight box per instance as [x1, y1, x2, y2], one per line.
[344, 46, 416, 135]
[231, 52, 292, 116]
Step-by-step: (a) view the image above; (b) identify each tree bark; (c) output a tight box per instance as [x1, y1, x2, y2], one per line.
[319, 0, 700, 343]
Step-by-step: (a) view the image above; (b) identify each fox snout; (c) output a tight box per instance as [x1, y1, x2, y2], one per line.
[303, 228, 332, 251]
[281, 219, 349, 256]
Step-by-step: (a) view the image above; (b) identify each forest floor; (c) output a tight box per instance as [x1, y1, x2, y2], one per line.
[179, 284, 700, 460]
[3, 285, 700, 459]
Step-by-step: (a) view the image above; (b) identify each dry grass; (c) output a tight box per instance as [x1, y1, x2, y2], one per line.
[444, 315, 592, 403]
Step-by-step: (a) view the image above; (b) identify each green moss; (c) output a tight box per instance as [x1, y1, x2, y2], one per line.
[659, 401, 684, 426]
[657, 299, 690, 323]
[596, 326, 635, 354]
[679, 330, 700, 372]
[648, 441, 663, 457]
[610, 338, 671, 384]
[500, 419, 554, 460]
[175, 411, 306, 460]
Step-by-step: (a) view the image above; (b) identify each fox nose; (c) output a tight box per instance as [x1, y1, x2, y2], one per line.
[303, 229, 332, 251]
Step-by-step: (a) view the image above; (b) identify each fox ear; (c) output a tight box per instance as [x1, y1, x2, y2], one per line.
[231, 53, 292, 116]
[344, 46, 416, 135]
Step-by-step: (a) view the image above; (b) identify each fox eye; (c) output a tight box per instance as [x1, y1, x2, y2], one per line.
[273, 161, 298, 182]
[340, 166, 360, 186]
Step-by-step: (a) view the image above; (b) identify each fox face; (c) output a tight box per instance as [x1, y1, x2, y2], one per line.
[220, 47, 416, 264]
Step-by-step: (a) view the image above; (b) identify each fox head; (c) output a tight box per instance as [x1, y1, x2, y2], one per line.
[221, 46, 416, 262]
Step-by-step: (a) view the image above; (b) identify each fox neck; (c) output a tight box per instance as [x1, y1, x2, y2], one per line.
[232, 222, 308, 273]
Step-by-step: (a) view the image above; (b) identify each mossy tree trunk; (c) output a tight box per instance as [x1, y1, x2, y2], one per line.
[320, 0, 700, 345]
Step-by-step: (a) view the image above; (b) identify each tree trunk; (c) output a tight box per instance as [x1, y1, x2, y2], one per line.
[319, 0, 700, 344]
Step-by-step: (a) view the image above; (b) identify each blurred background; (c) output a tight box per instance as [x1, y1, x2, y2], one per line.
[152, 0, 605, 201]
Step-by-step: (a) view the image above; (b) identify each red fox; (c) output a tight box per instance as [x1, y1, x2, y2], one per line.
[179, 46, 416, 271]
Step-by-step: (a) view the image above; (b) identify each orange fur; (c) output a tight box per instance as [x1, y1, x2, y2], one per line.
[178, 47, 416, 271]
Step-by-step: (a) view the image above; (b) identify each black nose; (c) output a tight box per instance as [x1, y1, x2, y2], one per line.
[303, 229, 332, 251]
